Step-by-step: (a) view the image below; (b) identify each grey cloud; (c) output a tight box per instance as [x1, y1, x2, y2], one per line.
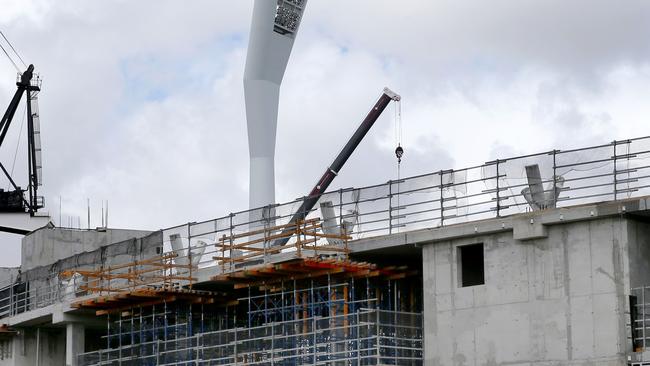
[309, 1, 650, 75]
[0, 1, 648, 266]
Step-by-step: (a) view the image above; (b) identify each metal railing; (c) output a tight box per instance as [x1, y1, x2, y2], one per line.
[77, 308, 423, 366]
[162, 136, 650, 271]
[0, 272, 89, 318]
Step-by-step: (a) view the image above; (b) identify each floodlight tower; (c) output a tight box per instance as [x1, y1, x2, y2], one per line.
[244, 0, 307, 211]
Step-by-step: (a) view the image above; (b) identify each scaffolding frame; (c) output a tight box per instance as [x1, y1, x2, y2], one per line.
[79, 308, 422, 365]
[77, 256, 422, 365]
[215, 218, 351, 273]
[61, 253, 196, 295]
[46, 216, 422, 365]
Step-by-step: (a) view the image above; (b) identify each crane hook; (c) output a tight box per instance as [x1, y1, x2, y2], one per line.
[395, 145, 404, 164]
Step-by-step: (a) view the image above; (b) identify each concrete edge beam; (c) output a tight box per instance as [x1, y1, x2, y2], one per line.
[350, 196, 650, 251]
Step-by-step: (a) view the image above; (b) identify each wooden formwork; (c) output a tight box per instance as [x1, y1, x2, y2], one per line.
[63, 252, 206, 315]
[210, 256, 418, 291]
[64, 218, 415, 316]
[214, 217, 352, 272]
[69, 288, 233, 316]
[61, 252, 196, 294]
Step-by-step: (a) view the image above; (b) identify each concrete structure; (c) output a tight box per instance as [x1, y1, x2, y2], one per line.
[0, 137, 649, 365]
[21, 227, 152, 271]
[0, 228, 158, 366]
[1, 199, 649, 365]
[354, 198, 650, 365]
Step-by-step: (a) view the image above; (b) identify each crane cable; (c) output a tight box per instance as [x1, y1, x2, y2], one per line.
[394, 97, 403, 168]
[393, 99, 403, 230]
[0, 31, 27, 68]
[10, 104, 27, 178]
[0, 41, 20, 72]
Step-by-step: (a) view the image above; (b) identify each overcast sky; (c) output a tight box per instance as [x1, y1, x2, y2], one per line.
[0, 0, 649, 266]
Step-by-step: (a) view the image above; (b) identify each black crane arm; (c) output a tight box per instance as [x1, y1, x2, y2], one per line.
[0, 64, 42, 213]
[0, 65, 34, 147]
[273, 87, 401, 247]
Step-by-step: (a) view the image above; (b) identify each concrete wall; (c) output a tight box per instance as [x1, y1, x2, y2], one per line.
[17, 231, 162, 304]
[422, 217, 635, 366]
[0, 327, 66, 366]
[21, 228, 152, 271]
[0, 268, 19, 288]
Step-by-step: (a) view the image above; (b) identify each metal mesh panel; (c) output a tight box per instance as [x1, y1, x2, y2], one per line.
[556, 144, 614, 206]
[163, 137, 650, 271]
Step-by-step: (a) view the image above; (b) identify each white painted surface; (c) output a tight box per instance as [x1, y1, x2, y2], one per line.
[244, 0, 305, 210]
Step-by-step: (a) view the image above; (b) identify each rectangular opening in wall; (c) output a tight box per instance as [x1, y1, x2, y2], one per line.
[458, 243, 484, 287]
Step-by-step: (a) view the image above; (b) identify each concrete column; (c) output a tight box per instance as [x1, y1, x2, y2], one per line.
[65, 323, 84, 366]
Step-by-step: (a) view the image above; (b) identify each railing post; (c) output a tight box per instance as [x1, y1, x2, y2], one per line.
[58, 273, 63, 302]
[552, 150, 558, 208]
[263, 207, 268, 263]
[495, 160, 501, 218]
[613, 140, 618, 201]
[9, 279, 13, 316]
[439, 171, 444, 227]
[229, 213, 234, 272]
[388, 180, 393, 234]
[338, 189, 343, 234]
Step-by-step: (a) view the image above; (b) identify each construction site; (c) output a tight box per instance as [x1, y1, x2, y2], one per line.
[0, 132, 649, 366]
[0, 1, 649, 366]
